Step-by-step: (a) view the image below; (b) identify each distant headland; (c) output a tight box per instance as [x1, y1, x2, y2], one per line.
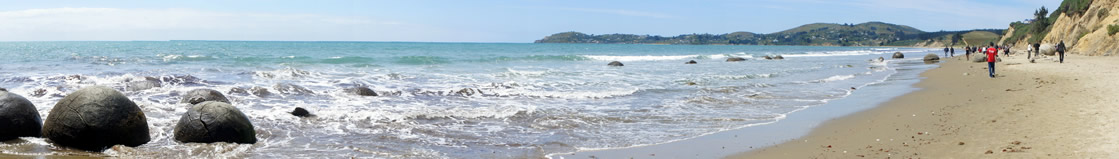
[535, 22, 1005, 47]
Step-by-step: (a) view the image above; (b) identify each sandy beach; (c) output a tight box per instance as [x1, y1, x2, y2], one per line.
[735, 53, 1119, 158]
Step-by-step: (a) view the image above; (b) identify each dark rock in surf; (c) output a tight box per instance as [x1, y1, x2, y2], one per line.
[763, 55, 773, 60]
[607, 61, 624, 66]
[726, 57, 747, 62]
[685, 60, 697, 64]
[291, 107, 312, 117]
[455, 88, 482, 96]
[923, 53, 940, 61]
[273, 83, 313, 95]
[876, 57, 885, 62]
[126, 77, 161, 91]
[892, 52, 904, 59]
[344, 87, 378, 96]
[773, 55, 784, 60]
[0, 91, 42, 141]
[231, 86, 273, 97]
[173, 101, 257, 144]
[180, 89, 231, 105]
[42, 86, 150, 151]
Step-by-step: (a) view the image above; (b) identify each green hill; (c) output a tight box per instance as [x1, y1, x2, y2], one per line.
[535, 22, 1004, 47]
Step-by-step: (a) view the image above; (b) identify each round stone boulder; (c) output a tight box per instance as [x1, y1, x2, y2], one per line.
[685, 60, 697, 64]
[773, 55, 784, 60]
[180, 89, 231, 105]
[291, 107, 312, 117]
[972, 55, 988, 63]
[174, 101, 257, 144]
[892, 52, 904, 59]
[763, 55, 773, 60]
[42, 86, 150, 151]
[923, 53, 940, 61]
[726, 57, 747, 62]
[0, 91, 42, 141]
[344, 87, 378, 96]
[607, 61, 624, 66]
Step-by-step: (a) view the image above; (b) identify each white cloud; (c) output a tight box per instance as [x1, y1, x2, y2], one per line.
[0, 8, 481, 41]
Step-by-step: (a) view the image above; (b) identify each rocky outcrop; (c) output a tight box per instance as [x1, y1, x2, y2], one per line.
[892, 52, 904, 59]
[173, 101, 257, 144]
[726, 57, 747, 62]
[607, 61, 624, 66]
[181, 89, 231, 105]
[229, 86, 273, 97]
[0, 90, 42, 141]
[42, 86, 150, 151]
[344, 87, 378, 96]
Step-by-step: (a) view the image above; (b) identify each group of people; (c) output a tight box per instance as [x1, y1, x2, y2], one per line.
[959, 41, 1068, 78]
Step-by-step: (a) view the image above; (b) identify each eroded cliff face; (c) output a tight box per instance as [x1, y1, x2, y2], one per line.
[1044, 0, 1119, 56]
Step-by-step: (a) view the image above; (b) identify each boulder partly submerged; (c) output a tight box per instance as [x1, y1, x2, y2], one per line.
[685, 60, 697, 64]
[0, 90, 42, 141]
[344, 87, 378, 96]
[42, 86, 150, 151]
[291, 107, 312, 117]
[180, 89, 231, 105]
[892, 52, 904, 59]
[923, 53, 940, 61]
[607, 61, 624, 66]
[726, 57, 747, 62]
[173, 101, 257, 144]
[773, 55, 784, 60]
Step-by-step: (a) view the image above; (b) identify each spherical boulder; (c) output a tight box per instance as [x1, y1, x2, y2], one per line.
[876, 57, 885, 62]
[42, 86, 150, 151]
[607, 61, 624, 66]
[344, 87, 378, 96]
[685, 60, 697, 64]
[972, 55, 988, 63]
[892, 52, 904, 59]
[0, 91, 42, 141]
[923, 53, 940, 61]
[726, 57, 747, 62]
[173, 101, 257, 144]
[180, 89, 231, 105]
[291, 107, 312, 117]
[763, 55, 773, 60]
[125, 77, 161, 91]
[773, 55, 784, 60]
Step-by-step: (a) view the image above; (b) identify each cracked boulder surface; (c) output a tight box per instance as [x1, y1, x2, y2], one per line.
[174, 101, 257, 144]
[41, 86, 150, 151]
[180, 89, 231, 105]
[0, 90, 42, 141]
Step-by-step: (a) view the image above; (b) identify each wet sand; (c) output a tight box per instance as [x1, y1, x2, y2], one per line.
[734, 53, 1119, 158]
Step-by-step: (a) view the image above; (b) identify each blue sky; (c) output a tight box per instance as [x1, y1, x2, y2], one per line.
[0, 0, 1062, 42]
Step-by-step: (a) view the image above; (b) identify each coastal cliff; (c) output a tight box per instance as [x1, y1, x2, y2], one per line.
[1002, 0, 1118, 55]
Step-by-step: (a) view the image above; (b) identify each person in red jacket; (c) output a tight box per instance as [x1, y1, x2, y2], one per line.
[986, 42, 999, 78]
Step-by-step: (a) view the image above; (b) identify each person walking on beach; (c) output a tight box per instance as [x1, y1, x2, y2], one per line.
[965, 46, 971, 60]
[1057, 41, 1066, 63]
[944, 47, 949, 57]
[986, 42, 998, 78]
[1027, 44, 1034, 59]
[950, 47, 955, 57]
[1003, 45, 1010, 56]
[1033, 43, 1041, 57]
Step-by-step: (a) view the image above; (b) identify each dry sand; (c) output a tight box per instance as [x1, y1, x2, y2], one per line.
[733, 53, 1119, 158]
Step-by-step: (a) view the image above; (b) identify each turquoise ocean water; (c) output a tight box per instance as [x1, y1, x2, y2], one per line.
[0, 41, 938, 158]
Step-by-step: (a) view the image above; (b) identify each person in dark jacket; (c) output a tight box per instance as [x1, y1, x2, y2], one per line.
[1056, 41, 1066, 63]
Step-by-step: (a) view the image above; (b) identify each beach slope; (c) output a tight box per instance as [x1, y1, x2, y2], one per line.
[735, 55, 1119, 158]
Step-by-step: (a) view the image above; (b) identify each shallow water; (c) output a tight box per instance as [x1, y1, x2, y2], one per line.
[0, 41, 936, 158]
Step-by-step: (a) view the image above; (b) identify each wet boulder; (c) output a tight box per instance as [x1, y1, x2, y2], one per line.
[180, 89, 231, 105]
[291, 107, 312, 117]
[875, 57, 885, 62]
[42, 86, 150, 151]
[685, 60, 697, 64]
[173, 101, 257, 144]
[344, 87, 378, 96]
[923, 53, 940, 61]
[0, 90, 42, 141]
[126, 77, 162, 91]
[231, 86, 273, 97]
[273, 83, 313, 95]
[773, 55, 784, 60]
[763, 55, 773, 60]
[726, 57, 747, 62]
[607, 61, 624, 66]
[892, 52, 904, 59]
